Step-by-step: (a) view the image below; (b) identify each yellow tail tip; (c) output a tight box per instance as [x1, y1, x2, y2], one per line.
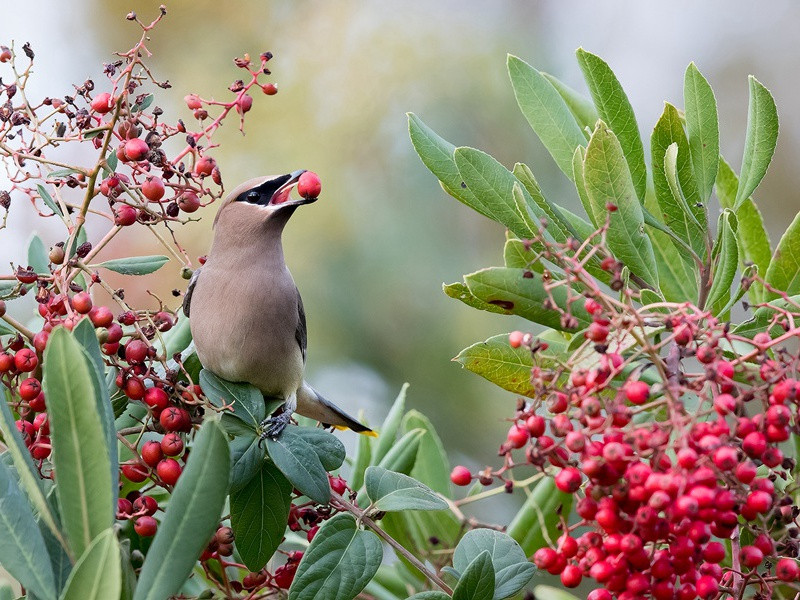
[362, 430, 379, 438]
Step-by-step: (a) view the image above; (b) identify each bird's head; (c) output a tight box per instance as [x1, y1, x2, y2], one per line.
[213, 170, 316, 229]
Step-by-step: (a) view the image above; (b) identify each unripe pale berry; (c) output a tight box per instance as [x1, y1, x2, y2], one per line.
[450, 465, 472, 486]
[508, 330, 524, 348]
[184, 94, 202, 109]
[297, 171, 322, 199]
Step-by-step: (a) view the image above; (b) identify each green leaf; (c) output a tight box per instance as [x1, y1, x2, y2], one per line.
[453, 529, 535, 600]
[37, 184, 62, 216]
[230, 461, 292, 571]
[453, 147, 547, 239]
[455, 334, 536, 397]
[444, 282, 514, 315]
[48, 167, 82, 179]
[684, 63, 720, 204]
[376, 428, 425, 474]
[133, 420, 230, 600]
[131, 94, 154, 112]
[735, 76, 779, 210]
[293, 427, 346, 471]
[765, 212, 800, 300]
[267, 426, 331, 504]
[372, 383, 408, 466]
[572, 146, 597, 225]
[407, 113, 491, 220]
[39, 488, 71, 595]
[541, 72, 598, 133]
[650, 103, 706, 258]
[43, 327, 113, 558]
[732, 294, 800, 339]
[577, 48, 647, 202]
[350, 414, 373, 491]
[401, 410, 451, 496]
[507, 55, 587, 179]
[91, 255, 169, 276]
[199, 370, 265, 427]
[407, 593, 450, 600]
[532, 586, 581, 600]
[60, 529, 120, 600]
[583, 121, 658, 285]
[452, 551, 494, 600]
[0, 459, 57, 600]
[707, 211, 739, 315]
[227, 428, 265, 491]
[716, 157, 771, 304]
[365, 466, 447, 512]
[507, 476, 572, 556]
[105, 150, 118, 174]
[27, 235, 50, 275]
[289, 513, 382, 600]
[511, 163, 572, 242]
[161, 316, 193, 358]
[464, 267, 590, 331]
[503, 238, 535, 270]
[0, 583, 12, 600]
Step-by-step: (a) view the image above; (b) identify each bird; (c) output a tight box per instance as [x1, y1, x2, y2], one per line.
[183, 170, 374, 439]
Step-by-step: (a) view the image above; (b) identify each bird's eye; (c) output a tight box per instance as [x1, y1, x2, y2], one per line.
[248, 191, 259, 200]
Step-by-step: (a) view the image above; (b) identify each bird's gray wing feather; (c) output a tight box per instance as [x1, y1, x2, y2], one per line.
[295, 287, 307, 363]
[182, 266, 202, 318]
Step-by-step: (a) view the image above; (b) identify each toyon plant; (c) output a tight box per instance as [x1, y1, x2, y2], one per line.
[409, 46, 800, 600]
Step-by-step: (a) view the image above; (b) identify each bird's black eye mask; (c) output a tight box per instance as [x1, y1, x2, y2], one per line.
[236, 174, 292, 206]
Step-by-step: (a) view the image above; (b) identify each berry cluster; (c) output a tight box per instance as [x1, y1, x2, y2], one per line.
[452, 229, 800, 599]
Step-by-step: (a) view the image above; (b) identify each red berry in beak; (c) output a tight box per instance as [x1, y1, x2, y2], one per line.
[297, 171, 321, 199]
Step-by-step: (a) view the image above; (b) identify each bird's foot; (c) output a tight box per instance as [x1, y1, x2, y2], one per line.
[259, 411, 292, 442]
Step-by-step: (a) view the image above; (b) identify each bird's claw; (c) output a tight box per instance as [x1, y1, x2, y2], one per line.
[259, 412, 292, 442]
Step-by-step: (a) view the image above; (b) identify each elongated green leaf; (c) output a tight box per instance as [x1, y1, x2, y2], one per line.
[453, 529, 535, 600]
[735, 76, 779, 210]
[503, 238, 536, 270]
[37, 184, 62, 216]
[267, 426, 330, 504]
[289, 513, 382, 600]
[350, 412, 373, 491]
[376, 428, 425, 474]
[43, 327, 113, 558]
[228, 428, 265, 491]
[134, 420, 229, 600]
[717, 157, 772, 304]
[0, 459, 57, 600]
[0, 392, 65, 553]
[39, 488, 71, 595]
[407, 593, 450, 600]
[684, 63, 719, 204]
[533, 586, 581, 600]
[455, 334, 535, 397]
[27, 235, 50, 274]
[92, 255, 169, 276]
[507, 476, 572, 556]
[199, 369, 265, 427]
[507, 55, 587, 178]
[453, 147, 547, 239]
[372, 383, 408, 466]
[572, 146, 598, 225]
[707, 211, 739, 314]
[0, 583, 12, 600]
[541, 72, 598, 133]
[577, 48, 647, 202]
[445, 282, 514, 315]
[60, 529, 120, 600]
[231, 461, 292, 571]
[650, 103, 706, 258]
[365, 467, 446, 512]
[511, 163, 570, 241]
[765, 212, 800, 299]
[732, 295, 800, 338]
[583, 122, 658, 285]
[402, 410, 451, 495]
[464, 267, 591, 331]
[453, 551, 494, 600]
[407, 113, 492, 220]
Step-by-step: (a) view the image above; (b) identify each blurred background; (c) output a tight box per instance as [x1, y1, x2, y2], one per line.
[3, 1, 800, 505]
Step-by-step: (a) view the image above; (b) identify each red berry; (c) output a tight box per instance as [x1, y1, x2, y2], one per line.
[508, 330, 524, 348]
[156, 458, 182, 485]
[159, 406, 185, 432]
[89, 306, 114, 328]
[132, 495, 158, 516]
[90, 92, 113, 114]
[735, 461, 757, 484]
[123, 138, 149, 161]
[695, 575, 718, 599]
[740, 545, 764, 568]
[32, 330, 49, 354]
[124, 377, 146, 400]
[713, 393, 736, 415]
[113, 203, 137, 226]
[297, 171, 322, 199]
[555, 467, 582, 493]
[30, 437, 51, 459]
[141, 176, 165, 202]
[560, 564, 582, 588]
[194, 156, 216, 177]
[624, 380, 649, 405]
[125, 339, 148, 364]
[533, 547, 557, 569]
[28, 392, 46, 412]
[329, 476, 347, 495]
[306, 525, 319, 542]
[144, 387, 170, 411]
[105, 323, 123, 343]
[117, 498, 133, 518]
[506, 424, 529, 449]
[236, 94, 253, 114]
[776, 558, 800, 582]
[273, 564, 297, 589]
[262, 83, 278, 95]
[584, 298, 602, 315]
[586, 322, 609, 342]
[161, 432, 184, 456]
[19, 377, 41, 401]
[0, 353, 13, 373]
[450, 465, 472, 486]
[745, 490, 773, 514]
[141, 441, 164, 468]
[14, 349, 37, 372]
[33, 413, 49, 435]
[71, 292, 92, 314]
[122, 463, 149, 483]
[742, 431, 767, 458]
[184, 94, 202, 109]
[525, 415, 546, 437]
[134, 515, 158, 537]
[177, 192, 200, 213]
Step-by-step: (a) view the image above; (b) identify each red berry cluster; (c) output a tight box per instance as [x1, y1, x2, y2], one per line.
[117, 491, 160, 538]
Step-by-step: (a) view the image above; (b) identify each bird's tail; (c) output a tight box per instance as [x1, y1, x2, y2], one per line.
[295, 382, 377, 437]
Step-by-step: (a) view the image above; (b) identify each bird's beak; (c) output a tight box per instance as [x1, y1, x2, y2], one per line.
[269, 169, 316, 208]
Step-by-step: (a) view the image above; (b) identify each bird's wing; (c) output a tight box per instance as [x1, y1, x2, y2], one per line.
[182, 266, 202, 318]
[295, 287, 307, 363]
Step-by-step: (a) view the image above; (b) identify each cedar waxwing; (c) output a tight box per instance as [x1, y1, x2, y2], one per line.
[184, 171, 374, 438]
